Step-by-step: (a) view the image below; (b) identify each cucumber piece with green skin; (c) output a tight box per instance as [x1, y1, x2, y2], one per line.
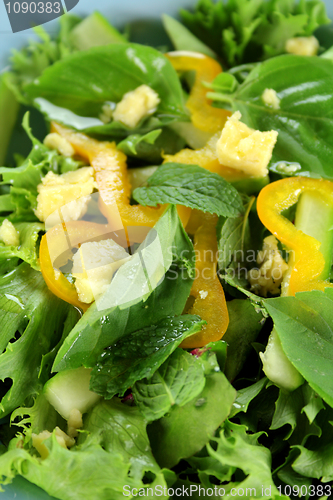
[0, 73, 20, 166]
[44, 367, 100, 420]
[70, 12, 127, 51]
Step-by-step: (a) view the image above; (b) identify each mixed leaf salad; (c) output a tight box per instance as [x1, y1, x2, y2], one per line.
[1, 0, 333, 498]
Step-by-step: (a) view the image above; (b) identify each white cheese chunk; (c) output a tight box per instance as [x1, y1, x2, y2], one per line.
[0, 219, 19, 246]
[113, 84, 160, 128]
[72, 238, 131, 303]
[216, 111, 278, 177]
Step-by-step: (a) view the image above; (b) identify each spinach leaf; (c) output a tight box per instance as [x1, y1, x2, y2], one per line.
[264, 289, 333, 407]
[53, 205, 195, 371]
[0, 263, 75, 418]
[133, 348, 206, 421]
[90, 316, 204, 399]
[210, 55, 333, 179]
[133, 163, 244, 217]
[25, 44, 188, 135]
[148, 370, 235, 468]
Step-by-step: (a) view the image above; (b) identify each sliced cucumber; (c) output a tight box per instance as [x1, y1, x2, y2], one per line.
[260, 329, 304, 392]
[70, 12, 126, 51]
[44, 367, 100, 420]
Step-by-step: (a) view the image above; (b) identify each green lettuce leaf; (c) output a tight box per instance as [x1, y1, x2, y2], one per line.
[90, 316, 205, 399]
[53, 205, 195, 371]
[206, 421, 288, 499]
[133, 163, 243, 217]
[24, 43, 188, 136]
[264, 289, 333, 408]
[0, 113, 83, 222]
[180, 0, 329, 67]
[0, 222, 44, 273]
[132, 348, 206, 422]
[0, 263, 76, 418]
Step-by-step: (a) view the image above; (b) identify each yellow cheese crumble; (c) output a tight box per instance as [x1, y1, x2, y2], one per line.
[44, 132, 75, 157]
[285, 36, 319, 56]
[216, 111, 278, 177]
[248, 235, 289, 297]
[262, 88, 280, 110]
[113, 84, 160, 128]
[0, 219, 19, 246]
[35, 167, 96, 223]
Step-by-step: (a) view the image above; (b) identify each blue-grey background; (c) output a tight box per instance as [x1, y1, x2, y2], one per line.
[0, 0, 333, 498]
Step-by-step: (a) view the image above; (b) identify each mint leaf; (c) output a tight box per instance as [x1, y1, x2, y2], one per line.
[264, 289, 333, 408]
[133, 349, 206, 422]
[133, 163, 243, 217]
[90, 315, 205, 399]
[148, 370, 235, 468]
[53, 205, 195, 371]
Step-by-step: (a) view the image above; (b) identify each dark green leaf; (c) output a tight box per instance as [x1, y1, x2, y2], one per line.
[117, 130, 162, 156]
[133, 349, 206, 421]
[264, 289, 333, 408]
[133, 163, 243, 217]
[229, 377, 267, 417]
[148, 371, 235, 468]
[223, 299, 264, 381]
[90, 315, 205, 399]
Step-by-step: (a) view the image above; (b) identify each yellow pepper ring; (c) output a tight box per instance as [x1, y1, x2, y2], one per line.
[257, 177, 333, 296]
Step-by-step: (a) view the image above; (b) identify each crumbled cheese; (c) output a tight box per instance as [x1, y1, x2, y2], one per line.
[285, 36, 319, 56]
[199, 290, 208, 299]
[72, 238, 131, 303]
[32, 427, 75, 459]
[0, 219, 19, 246]
[67, 408, 83, 438]
[113, 84, 160, 128]
[99, 101, 116, 124]
[216, 111, 278, 177]
[248, 235, 289, 297]
[44, 132, 75, 157]
[35, 167, 96, 223]
[262, 88, 280, 110]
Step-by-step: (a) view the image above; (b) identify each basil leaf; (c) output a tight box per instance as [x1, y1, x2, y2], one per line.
[25, 44, 188, 134]
[53, 205, 195, 371]
[90, 315, 205, 399]
[133, 163, 244, 217]
[264, 289, 333, 407]
[133, 349, 206, 422]
[212, 55, 333, 178]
